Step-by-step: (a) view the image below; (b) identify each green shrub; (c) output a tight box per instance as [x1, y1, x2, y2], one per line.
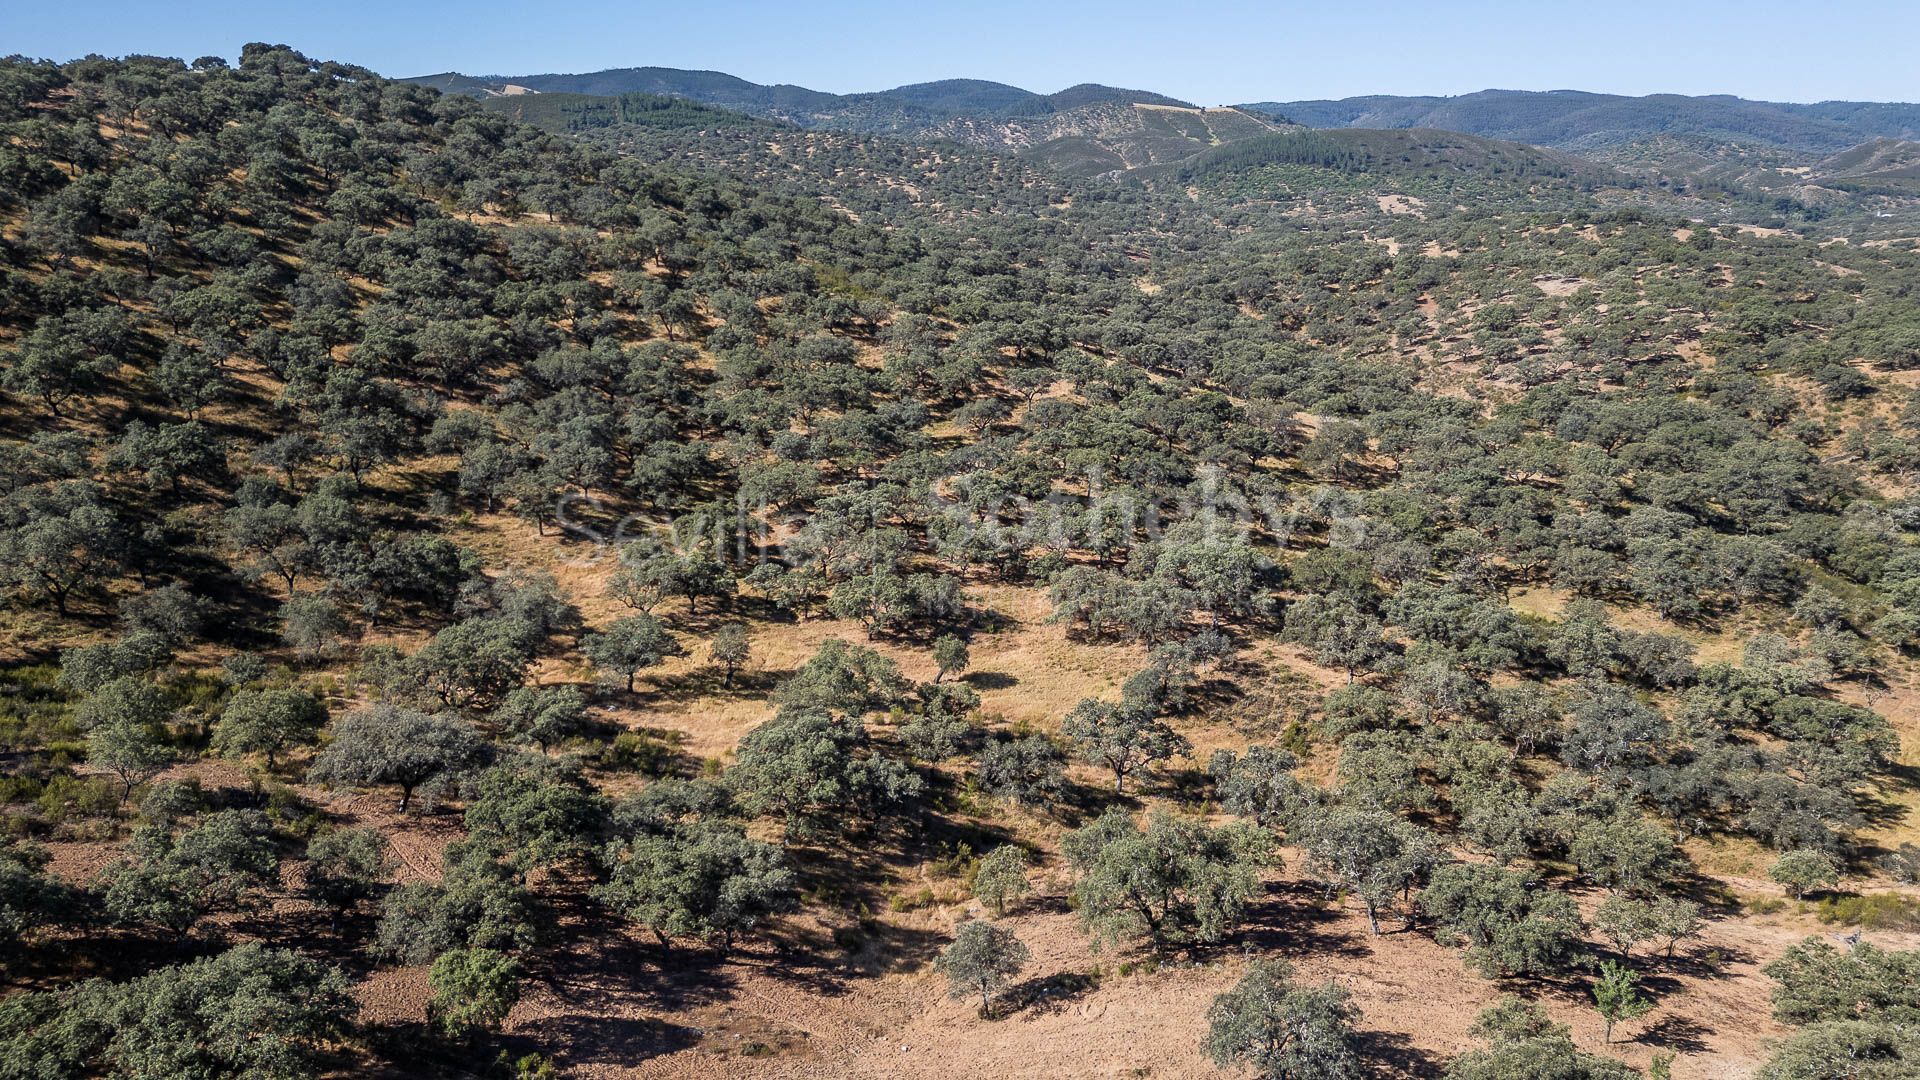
[163, 670, 231, 719]
[263, 782, 324, 837]
[35, 774, 120, 823]
[488, 1052, 558, 1079]
[972, 845, 1034, 916]
[427, 948, 521, 1038]
[929, 841, 977, 882]
[0, 774, 47, 804]
[0, 664, 77, 751]
[888, 886, 938, 912]
[1813, 892, 1920, 931]
[604, 729, 681, 775]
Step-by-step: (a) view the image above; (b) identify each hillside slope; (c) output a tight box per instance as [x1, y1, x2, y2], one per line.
[6, 45, 1920, 1080]
[932, 102, 1293, 174]
[1809, 137, 1920, 194]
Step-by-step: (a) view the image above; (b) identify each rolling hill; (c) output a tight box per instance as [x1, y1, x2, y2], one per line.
[1806, 136, 1920, 194]
[406, 66, 1193, 135]
[443, 70, 1292, 177]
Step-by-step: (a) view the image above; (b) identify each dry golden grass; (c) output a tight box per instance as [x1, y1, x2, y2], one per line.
[1507, 585, 1753, 666]
[444, 504, 1150, 758]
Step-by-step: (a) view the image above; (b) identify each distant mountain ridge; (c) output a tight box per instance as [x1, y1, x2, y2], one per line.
[408, 68, 1920, 188]
[1238, 89, 1920, 160]
[405, 66, 1192, 135]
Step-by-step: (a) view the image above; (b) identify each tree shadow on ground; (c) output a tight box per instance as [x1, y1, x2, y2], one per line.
[638, 665, 781, 706]
[1002, 971, 1098, 1016]
[519, 1015, 701, 1069]
[1353, 1028, 1447, 1078]
[1, 929, 222, 991]
[1231, 879, 1375, 960]
[1637, 1012, 1713, 1054]
[785, 810, 1015, 921]
[360, 1021, 473, 1079]
[1055, 775, 1139, 823]
[818, 920, 948, 980]
[224, 902, 392, 979]
[961, 671, 1019, 691]
[1660, 940, 1756, 983]
[1665, 871, 1744, 917]
[531, 895, 743, 1014]
[990, 891, 1069, 927]
[1859, 766, 1918, 832]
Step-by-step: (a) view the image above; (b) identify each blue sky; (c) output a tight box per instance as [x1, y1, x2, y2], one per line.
[4, 1, 1917, 104]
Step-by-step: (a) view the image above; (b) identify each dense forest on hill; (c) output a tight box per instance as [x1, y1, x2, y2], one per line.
[1172, 127, 1616, 185]
[485, 90, 774, 134]
[3, 44, 1920, 1080]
